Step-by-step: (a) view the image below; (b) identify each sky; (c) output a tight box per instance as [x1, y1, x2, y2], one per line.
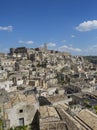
[0, 0, 97, 55]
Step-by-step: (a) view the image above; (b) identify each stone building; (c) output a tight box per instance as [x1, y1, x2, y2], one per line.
[10, 47, 28, 59]
[3, 93, 39, 129]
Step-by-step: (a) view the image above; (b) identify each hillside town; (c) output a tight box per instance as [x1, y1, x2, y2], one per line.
[0, 44, 97, 130]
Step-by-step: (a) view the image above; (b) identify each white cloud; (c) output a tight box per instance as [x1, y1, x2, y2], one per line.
[61, 39, 66, 42]
[0, 48, 9, 53]
[71, 35, 75, 38]
[18, 40, 23, 44]
[0, 26, 13, 31]
[59, 45, 81, 52]
[26, 41, 34, 44]
[76, 20, 97, 32]
[84, 44, 97, 55]
[47, 42, 56, 47]
[40, 44, 44, 47]
[18, 40, 34, 44]
[3, 48, 9, 53]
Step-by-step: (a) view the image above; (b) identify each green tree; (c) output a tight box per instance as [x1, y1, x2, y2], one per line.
[9, 126, 28, 130]
[0, 119, 3, 130]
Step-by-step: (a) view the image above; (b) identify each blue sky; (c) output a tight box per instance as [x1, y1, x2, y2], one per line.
[0, 0, 97, 55]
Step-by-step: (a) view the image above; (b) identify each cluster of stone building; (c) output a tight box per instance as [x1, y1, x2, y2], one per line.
[0, 45, 97, 130]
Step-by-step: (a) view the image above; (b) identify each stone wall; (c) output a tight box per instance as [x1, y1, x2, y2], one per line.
[5, 102, 39, 128]
[40, 121, 67, 130]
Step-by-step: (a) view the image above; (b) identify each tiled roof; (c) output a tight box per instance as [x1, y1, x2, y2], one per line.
[77, 109, 97, 130]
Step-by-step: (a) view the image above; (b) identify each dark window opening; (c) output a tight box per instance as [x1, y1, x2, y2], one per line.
[19, 118, 24, 126]
[19, 109, 23, 113]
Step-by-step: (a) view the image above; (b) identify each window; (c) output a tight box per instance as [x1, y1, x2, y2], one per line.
[19, 109, 23, 113]
[19, 118, 24, 126]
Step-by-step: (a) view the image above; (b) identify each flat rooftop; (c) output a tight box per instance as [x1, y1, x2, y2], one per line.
[39, 106, 60, 122]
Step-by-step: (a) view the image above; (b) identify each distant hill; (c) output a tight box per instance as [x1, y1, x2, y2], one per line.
[83, 56, 97, 64]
